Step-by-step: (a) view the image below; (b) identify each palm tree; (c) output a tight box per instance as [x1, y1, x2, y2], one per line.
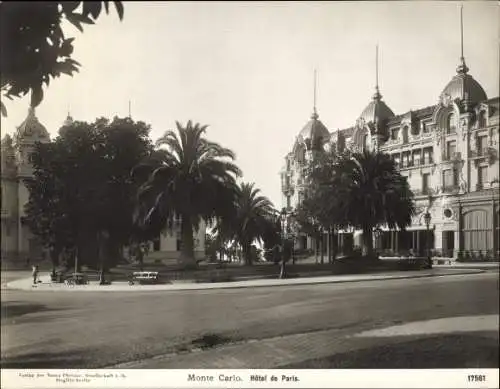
[133, 121, 241, 269]
[217, 182, 275, 265]
[331, 150, 415, 257]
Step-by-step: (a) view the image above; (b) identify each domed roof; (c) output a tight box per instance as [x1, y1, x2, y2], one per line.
[1, 133, 13, 149]
[359, 89, 394, 124]
[62, 114, 74, 128]
[440, 61, 487, 105]
[1, 134, 16, 173]
[13, 107, 50, 144]
[297, 110, 329, 150]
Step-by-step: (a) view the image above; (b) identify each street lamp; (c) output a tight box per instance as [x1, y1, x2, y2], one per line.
[288, 211, 297, 264]
[279, 208, 288, 278]
[280, 207, 287, 243]
[424, 211, 432, 269]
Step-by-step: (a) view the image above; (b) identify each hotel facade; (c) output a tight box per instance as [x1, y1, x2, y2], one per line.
[281, 54, 499, 260]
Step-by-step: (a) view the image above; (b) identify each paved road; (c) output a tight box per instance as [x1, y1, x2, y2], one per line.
[1, 271, 498, 369]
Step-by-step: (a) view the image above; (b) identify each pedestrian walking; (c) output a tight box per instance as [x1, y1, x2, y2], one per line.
[32, 264, 39, 285]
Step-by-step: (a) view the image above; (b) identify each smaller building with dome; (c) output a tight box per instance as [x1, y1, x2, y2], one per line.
[1, 107, 51, 263]
[1, 109, 206, 266]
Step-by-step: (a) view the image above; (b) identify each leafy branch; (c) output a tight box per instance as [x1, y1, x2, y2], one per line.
[0, 1, 124, 117]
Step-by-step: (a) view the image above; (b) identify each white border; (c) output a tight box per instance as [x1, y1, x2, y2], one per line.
[1, 369, 499, 389]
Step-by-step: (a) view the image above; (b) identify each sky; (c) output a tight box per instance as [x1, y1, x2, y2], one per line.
[1, 1, 498, 208]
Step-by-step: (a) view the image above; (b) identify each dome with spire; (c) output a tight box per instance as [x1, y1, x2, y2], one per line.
[358, 89, 395, 125]
[62, 113, 74, 127]
[439, 6, 488, 106]
[297, 109, 330, 151]
[439, 59, 487, 105]
[13, 107, 50, 145]
[358, 46, 395, 126]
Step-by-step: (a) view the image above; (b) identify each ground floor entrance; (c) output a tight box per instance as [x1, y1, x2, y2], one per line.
[376, 230, 435, 257]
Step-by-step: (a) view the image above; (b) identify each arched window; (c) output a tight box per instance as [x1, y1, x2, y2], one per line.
[411, 124, 419, 136]
[478, 111, 487, 128]
[446, 113, 455, 134]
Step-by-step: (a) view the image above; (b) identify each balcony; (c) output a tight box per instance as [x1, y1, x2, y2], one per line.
[445, 126, 456, 135]
[469, 148, 489, 158]
[282, 183, 294, 195]
[442, 152, 462, 163]
[413, 188, 434, 197]
[400, 160, 415, 169]
[475, 183, 486, 191]
[441, 184, 460, 194]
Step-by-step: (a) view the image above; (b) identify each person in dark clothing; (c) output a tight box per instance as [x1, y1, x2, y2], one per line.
[32, 264, 39, 285]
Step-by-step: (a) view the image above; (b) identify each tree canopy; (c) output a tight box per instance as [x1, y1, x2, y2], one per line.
[299, 149, 415, 257]
[23, 116, 153, 270]
[134, 121, 241, 268]
[0, 1, 124, 116]
[216, 182, 275, 265]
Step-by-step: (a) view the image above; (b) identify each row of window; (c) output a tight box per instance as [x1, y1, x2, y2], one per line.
[390, 123, 430, 142]
[389, 136, 489, 168]
[418, 165, 488, 194]
[388, 111, 488, 144]
[391, 147, 434, 168]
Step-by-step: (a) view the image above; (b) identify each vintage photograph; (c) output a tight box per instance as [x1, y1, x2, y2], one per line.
[1, 0, 499, 375]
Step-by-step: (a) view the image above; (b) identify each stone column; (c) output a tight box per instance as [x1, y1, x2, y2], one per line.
[456, 202, 463, 258]
[492, 198, 497, 257]
[416, 230, 421, 256]
[326, 230, 330, 263]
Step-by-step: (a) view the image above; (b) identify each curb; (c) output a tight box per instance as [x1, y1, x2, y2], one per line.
[2, 269, 486, 293]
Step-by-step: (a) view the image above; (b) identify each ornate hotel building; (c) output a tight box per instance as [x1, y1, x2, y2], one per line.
[1, 110, 205, 265]
[281, 53, 499, 260]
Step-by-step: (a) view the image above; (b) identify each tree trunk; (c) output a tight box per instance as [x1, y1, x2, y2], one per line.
[243, 241, 252, 265]
[331, 231, 338, 263]
[362, 226, 374, 258]
[77, 229, 98, 270]
[98, 231, 108, 284]
[320, 234, 324, 264]
[180, 215, 196, 269]
[137, 246, 144, 271]
[50, 245, 61, 275]
[314, 238, 318, 264]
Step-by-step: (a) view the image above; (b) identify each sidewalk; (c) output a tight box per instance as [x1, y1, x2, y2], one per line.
[110, 314, 499, 369]
[3, 268, 487, 292]
[433, 262, 499, 269]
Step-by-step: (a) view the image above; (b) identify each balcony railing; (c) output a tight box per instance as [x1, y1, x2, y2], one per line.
[442, 184, 460, 193]
[413, 188, 433, 196]
[475, 182, 490, 191]
[282, 184, 294, 195]
[442, 152, 462, 162]
[470, 147, 489, 158]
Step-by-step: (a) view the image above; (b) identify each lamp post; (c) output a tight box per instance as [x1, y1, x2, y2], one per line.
[424, 211, 432, 269]
[280, 208, 287, 246]
[279, 208, 287, 278]
[288, 211, 297, 264]
[374, 227, 382, 259]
